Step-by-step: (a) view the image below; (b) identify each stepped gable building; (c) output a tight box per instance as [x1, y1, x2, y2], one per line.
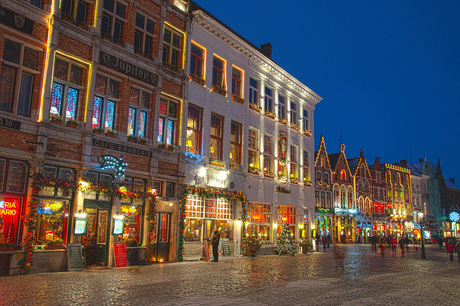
[329, 143, 355, 243]
[180, 1, 322, 258]
[348, 149, 373, 243]
[314, 136, 333, 241]
[370, 157, 388, 235]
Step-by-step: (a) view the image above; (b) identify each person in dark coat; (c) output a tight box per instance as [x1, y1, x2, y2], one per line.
[210, 228, 220, 262]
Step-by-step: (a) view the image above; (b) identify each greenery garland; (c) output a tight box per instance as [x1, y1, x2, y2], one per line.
[144, 196, 157, 264]
[23, 172, 156, 274]
[179, 185, 247, 261]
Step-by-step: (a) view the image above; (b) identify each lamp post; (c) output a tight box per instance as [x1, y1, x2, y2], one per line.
[418, 212, 426, 259]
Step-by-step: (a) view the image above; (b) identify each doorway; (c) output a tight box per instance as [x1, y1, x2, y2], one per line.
[151, 213, 171, 262]
[81, 209, 110, 265]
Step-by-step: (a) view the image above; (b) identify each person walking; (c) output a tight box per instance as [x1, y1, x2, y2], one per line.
[378, 236, 385, 257]
[399, 237, 405, 256]
[371, 234, 378, 253]
[438, 237, 443, 249]
[327, 234, 331, 248]
[210, 228, 220, 262]
[455, 238, 460, 261]
[321, 234, 327, 252]
[390, 236, 397, 255]
[446, 239, 455, 262]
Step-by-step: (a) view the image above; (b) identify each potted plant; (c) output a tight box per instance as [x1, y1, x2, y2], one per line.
[66, 119, 80, 128]
[45, 238, 64, 250]
[138, 137, 148, 145]
[245, 230, 261, 256]
[0, 243, 16, 251]
[166, 144, 175, 152]
[249, 103, 262, 112]
[92, 126, 103, 135]
[298, 239, 311, 254]
[158, 142, 166, 149]
[50, 115, 63, 125]
[105, 129, 117, 138]
[127, 135, 137, 143]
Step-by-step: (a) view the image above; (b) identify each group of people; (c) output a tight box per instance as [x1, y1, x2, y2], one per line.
[369, 235, 411, 257]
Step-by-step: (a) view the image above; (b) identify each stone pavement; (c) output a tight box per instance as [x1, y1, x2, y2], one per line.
[0, 244, 459, 306]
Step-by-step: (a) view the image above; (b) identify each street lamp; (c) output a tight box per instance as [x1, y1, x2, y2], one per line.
[418, 212, 426, 259]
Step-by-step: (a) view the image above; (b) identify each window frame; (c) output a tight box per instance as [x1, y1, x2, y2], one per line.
[61, 0, 89, 25]
[249, 77, 259, 106]
[127, 87, 150, 139]
[134, 12, 155, 57]
[264, 86, 273, 112]
[248, 128, 259, 169]
[92, 74, 119, 132]
[212, 55, 226, 90]
[210, 113, 224, 161]
[186, 104, 202, 155]
[190, 42, 205, 79]
[101, 0, 127, 43]
[231, 66, 243, 99]
[163, 27, 182, 68]
[278, 94, 286, 119]
[263, 134, 274, 174]
[290, 100, 297, 124]
[290, 145, 298, 179]
[158, 98, 179, 147]
[302, 108, 309, 131]
[303, 150, 310, 183]
[230, 120, 243, 166]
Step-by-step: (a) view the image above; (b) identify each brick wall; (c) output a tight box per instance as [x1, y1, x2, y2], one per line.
[158, 161, 179, 176]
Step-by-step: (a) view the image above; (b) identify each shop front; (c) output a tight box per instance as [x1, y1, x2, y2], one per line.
[314, 208, 333, 242]
[334, 208, 357, 243]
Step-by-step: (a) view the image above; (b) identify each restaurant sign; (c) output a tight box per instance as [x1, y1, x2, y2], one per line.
[92, 138, 152, 158]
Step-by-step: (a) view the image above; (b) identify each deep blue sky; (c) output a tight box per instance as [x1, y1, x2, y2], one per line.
[194, 1, 460, 180]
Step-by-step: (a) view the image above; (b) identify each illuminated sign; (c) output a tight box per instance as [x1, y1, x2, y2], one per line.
[334, 208, 357, 215]
[0, 200, 18, 215]
[449, 211, 460, 222]
[206, 168, 227, 188]
[113, 219, 124, 235]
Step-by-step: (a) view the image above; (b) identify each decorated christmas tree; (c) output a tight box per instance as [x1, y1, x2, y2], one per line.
[277, 222, 296, 256]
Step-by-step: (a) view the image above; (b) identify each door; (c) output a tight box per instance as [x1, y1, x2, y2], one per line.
[81, 209, 110, 265]
[95, 210, 110, 265]
[151, 213, 171, 262]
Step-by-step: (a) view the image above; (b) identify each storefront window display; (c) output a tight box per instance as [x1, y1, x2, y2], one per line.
[119, 177, 145, 247]
[247, 202, 271, 242]
[0, 196, 23, 244]
[277, 205, 297, 240]
[37, 199, 69, 245]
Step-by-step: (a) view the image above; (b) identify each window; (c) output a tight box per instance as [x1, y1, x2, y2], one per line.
[290, 145, 298, 179]
[315, 191, 320, 206]
[134, 13, 155, 57]
[210, 113, 223, 161]
[165, 182, 175, 197]
[303, 108, 309, 131]
[92, 75, 118, 132]
[230, 121, 242, 166]
[50, 58, 85, 122]
[153, 181, 163, 197]
[0, 39, 40, 116]
[316, 171, 322, 182]
[321, 191, 326, 208]
[264, 86, 273, 112]
[324, 173, 329, 184]
[290, 101, 297, 124]
[231, 66, 243, 99]
[27, 0, 42, 8]
[303, 150, 310, 183]
[61, 0, 88, 25]
[190, 42, 205, 79]
[326, 192, 332, 208]
[247, 202, 271, 242]
[83, 171, 113, 201]
[127, 88, 150, 139]
[0, 159, 28, 194]
[263, 135, 273, 174]
[186, 104, 202, 155]
[101, 0, 126, 42]
[158, 98, 179, 146]
[278, 95, 286, 119]
[341, 170, 346, 182]
[277, 205, 297, 239]
[163, 27, 182, 68]
[249, 78, 259, 105]
[212, 55, 225, 89]
[248, 128, 259, 169]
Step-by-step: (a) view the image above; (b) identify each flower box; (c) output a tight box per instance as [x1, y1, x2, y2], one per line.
[114, 40, 124, 47]
[248, 167, 260, 175]
[264, 110, 276, 119]
[127, 136, 137, 143]
[66, 120, 79, 129]
[263, 172, 275, 178]
[290, 178, 299, 184]
[290, 123, 300, 131]
[249, 103, 262, 112]
[278, 118, 288, 125]
[92, 128, 103, 135]
[50, 116, 63, 125]
[158, 143, 166, 150]
[190, 74, 206, 85]
[231, 94, 244, 104]
[105, 130, 117, 138]
[138, 138, 148, 145]
[303, 130, 312, 136]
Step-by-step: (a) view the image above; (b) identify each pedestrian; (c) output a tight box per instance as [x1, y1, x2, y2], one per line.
[316, 233, 321, 251]
[404, 236, 410, 251]
[399, 237, 405, 256]
[455, 239, 460, 261]
[210, 228, 220, 262]
[371, 234, 377, 252]
[446, 239, 455, 262]
[378, 237, 385, 257]
[390, 236, 397, 255]
[321, 234, 327, 252]
[438, 237, 443, 249]
[327, 234, 331, 248]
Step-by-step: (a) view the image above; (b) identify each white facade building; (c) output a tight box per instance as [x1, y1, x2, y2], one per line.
[180, 3, 322, 258]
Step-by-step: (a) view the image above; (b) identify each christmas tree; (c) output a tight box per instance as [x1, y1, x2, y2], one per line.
[277, 222, 296, 256]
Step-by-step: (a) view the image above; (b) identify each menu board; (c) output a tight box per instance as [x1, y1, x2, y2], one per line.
[221, 238, 231, 256]
[67, 243, 83, 271]
[114, 242, 128, 268]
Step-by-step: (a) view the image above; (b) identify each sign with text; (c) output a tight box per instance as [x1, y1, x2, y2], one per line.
[221, 238, 231, 256]
[113, 242, 128, 268]
[92, 138, 153, 158]
[67, 243, 83, 271]
[206, 168, 227, 188]
[0, 117, 20, 130]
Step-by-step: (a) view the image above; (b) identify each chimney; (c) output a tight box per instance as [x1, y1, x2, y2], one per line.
[419, 158, 423, 162]
[400, 160, 407, 167]
[449, 178, 455, 184]
[260, 43, 272, 60]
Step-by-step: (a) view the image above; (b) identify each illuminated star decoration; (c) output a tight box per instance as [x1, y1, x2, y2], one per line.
[100, 155, 128, 179]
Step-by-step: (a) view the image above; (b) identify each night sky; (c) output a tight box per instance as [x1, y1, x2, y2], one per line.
[192, 1, 460, 181]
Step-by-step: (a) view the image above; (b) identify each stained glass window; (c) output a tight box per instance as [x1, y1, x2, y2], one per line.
[127, 107, 136, 136]
[158, 117, 164, 143]
[50, 83, 64, 116]
[138, 110, 147, 138]
[92, 96, 102, 129]
[105, 100, 115, 131]
[167, 119, 174, 146]
[65, 87, 78, 120]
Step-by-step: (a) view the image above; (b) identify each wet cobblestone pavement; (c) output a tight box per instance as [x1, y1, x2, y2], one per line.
[1, 244, 459, 305]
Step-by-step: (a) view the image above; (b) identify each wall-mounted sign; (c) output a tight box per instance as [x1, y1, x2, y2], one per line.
[74, 218, 87, 235]
[334, 208, 357, 215]
[112, 219, 124, 235]
[0, 6, 34, 34]
[92, 138, 153, 158]
[206, 168, 227, 188]
[0, 199, 18, 216]
[0, 117, 21, 130]
[100, 155, 127, 179]
[100, 51, 158, 86]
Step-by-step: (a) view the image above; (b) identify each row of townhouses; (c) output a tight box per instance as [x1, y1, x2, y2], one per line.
[0, 0, 322, 275]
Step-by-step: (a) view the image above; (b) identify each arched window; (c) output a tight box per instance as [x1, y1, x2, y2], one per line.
[360, 164, 365, 177]
[364, 181, 370, 192]
[341, 170, 346, 182]
[358, 180, 363, 191]
[321, 157, 324, 167]
[341, 186, 346, 208]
